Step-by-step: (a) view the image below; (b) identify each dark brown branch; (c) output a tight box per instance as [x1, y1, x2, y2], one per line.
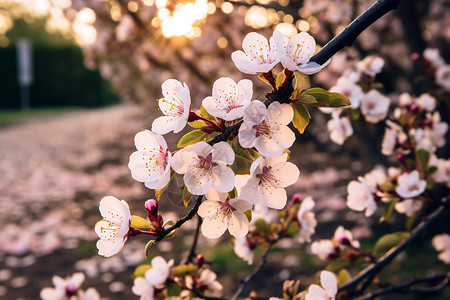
[362, 273, 450, 300]
[338, 203, 448, 294]
[185, 214, 203, 264]
[155, 196, 203, 242]
[310, 0, 403, 65]
[231, 239, 278, 300]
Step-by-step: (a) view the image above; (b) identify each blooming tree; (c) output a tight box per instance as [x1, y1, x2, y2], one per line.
[38, 0, 450, 299]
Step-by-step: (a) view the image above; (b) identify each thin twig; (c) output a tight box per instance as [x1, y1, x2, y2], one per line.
[155, 196, 203, 242]
[310, 0, 403, 65]
[338, 204, 448, 294]
[362, 273, 450, 300]
[231, 240, 278, 300]
[185, 214, 203, 264]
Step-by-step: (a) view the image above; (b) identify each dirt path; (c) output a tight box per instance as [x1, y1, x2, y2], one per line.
[0, 105, 360, 299]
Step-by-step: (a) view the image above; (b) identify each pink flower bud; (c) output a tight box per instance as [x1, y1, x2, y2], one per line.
[410, 103, 419, 113]
[196, 254, 205, 268]
[411, 53, 420, 61]
[291, 193, 302, 204]
[145, 199, 158, 222]
[397, 154, 406, 165]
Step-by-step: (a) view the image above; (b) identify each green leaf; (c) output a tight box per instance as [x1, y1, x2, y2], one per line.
[297, 94, 318, 105]
[302, 87, 351, 108]
[275, 70, 286, 88]
[337, 269, 351, 285]
[183, 186, 193, 207]
[228, 187, 238, 199]
[428, 166, 438, 175]
[373, 232, 410, 255]
[258, 73, 273, 86]
[166, 283, 182, 297]
[145, 240, 156, 260]
[380, 198, 398, 223]
[188, 120, 208, 129]
[131, 215, 151, 229]
[165, 229, 177, 239]
[286, 222, 300, 235]
[406, 211, 420, 231]
[379, 182, 396, 193]
[244, 210, 252, 223]
[133, 264, 151, 278]
[177, 130, 210, 148]
[200, 105, 218, 122]
[294, 71, 311, 93]
[155, 170, 175, 201]
[416, 149, 430, 173]
[290, 102, 311, 134]
[230, 153, 252, 175]
[255, 218, 270, 233]
[326, 258, 350, 273]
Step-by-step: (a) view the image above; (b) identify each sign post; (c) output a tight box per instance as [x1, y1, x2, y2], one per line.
[16, 38, 34, 111]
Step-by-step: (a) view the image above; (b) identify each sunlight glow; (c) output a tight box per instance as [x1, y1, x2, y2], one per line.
[161, 0, 208, 38]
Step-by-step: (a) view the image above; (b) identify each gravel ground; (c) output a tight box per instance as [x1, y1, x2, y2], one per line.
[0, 105, 363, 299]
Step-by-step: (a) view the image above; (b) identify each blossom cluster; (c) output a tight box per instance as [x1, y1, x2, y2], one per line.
[40, 273, 100, 300]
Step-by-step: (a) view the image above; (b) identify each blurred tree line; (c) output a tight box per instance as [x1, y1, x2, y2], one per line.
[0, 18, 117, 109]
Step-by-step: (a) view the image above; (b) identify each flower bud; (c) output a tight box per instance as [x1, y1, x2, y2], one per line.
[410, 103, 419, 114]
[196, 254, 205, 268]
[145, 199, 158, 222]
[291, 193, 302, 204]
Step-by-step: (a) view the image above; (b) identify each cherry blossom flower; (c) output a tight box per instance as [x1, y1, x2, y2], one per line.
[357, 55, 384, 76]
[202, 77, 253, 121]
[382, 120, 408, 156]
[197, 269, 223, 295]
[297, 196, 317, 243]
[329, 77, 363, 109]
[429, 156, 450, 187]
[238, 101, 295, 157]
[334, 226, 360, 250]
[231, 32, 279, 74]
[417, 94, 436, 112]
[360, 90, 390, 123]
[425, 112, 448, 149]
[40, 273, 100, 300]
[305, 271, 338, 300]
[395, 170, 426, 199]
[172, 142, 235, 195]
[132, 277, 154, 300]
[347, 176, 377, 217]
[432, 234, 450, 264]
[197, 188, 252, 239]
[94, 196, 131, 257]
[152, 79, 191, 135]
[234, 236, 254, 264]
[394, 199, 423, 217]
[145, 256, 173, 288]
[423, 48, 445, 68]
[273, 30, 329, 74]
[327, 111, 353, 145]
[128, 130, 171, 189]
[311, 239, 335, 261]
[240, 153, 300, 209]
[436, 65, 450, 91]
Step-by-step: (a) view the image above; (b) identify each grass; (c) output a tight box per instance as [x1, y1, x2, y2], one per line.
[0, 106, 81, 124]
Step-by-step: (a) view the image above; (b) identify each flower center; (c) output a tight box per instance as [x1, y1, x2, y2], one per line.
[253, 120, 271, 138]
[255, 166, 279, 187]
[197, 153, 217, 170]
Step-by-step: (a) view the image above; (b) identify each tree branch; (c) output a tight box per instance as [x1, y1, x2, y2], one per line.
[207, 0, 403, 146]
[184, 214, 203, 264]
[310, 0, 403, 65]
[338, 203, 448, 294]
[362, 273, 450, 300]
[155, 196, 203, 242]
[231, 239, 278, 300]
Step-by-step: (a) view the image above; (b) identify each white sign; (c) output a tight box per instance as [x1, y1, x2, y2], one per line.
[17, 38, 33, 86]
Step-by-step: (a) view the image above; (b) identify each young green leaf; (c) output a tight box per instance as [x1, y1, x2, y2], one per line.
[302, 88, 351, 108]
[290, 102, 311, 134]
[416, 149, 430, 174]
[294, 71, 311, 93]
[200, 105, 218, 122]
[177, 130, 210, 148]
[133, 264, 151, 278]
[183, 186, 193, 207]
[131, 215, 151, 229]
[373, 232, 410, 255]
